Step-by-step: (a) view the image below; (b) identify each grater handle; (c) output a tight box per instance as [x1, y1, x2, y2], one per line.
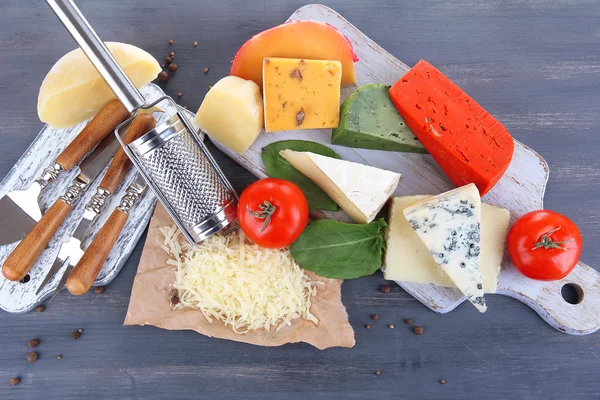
[46, 0, 145, 113]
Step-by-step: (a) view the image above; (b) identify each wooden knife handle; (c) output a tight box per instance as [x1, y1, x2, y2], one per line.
[98, 113, 156, 193]
[2, 199, 72, 281]
[56, 100, 129, 171]
[67, 209, 128, 296]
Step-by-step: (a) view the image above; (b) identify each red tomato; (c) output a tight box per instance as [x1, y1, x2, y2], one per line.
[238, 178, 309, 248]
[507, 210, 582, 281]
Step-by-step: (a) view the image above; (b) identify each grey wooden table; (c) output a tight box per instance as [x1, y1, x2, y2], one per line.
[1, 0, 599, 399]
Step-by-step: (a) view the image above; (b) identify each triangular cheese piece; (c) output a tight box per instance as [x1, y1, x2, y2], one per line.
[384, 196, 509, 294]
[402, 184, 486, 312]
[279, 150, 401, 223]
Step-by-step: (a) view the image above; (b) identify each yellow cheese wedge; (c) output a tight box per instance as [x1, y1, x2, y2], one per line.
[38, 42, 161, 128]
[263, 58, 341, 132]
[194, 76, 264, 155]
[383, 195, 510, 293]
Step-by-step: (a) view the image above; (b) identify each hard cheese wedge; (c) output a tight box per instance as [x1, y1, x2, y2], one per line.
[332, 84, 426, 153]
[403, 184, 486, 312]
[389, 60, 514, 195]
[38, 42, 161, 128]
[279, 150, 400, 224]
[263, 58, 341, 132]
[194, 76, 264, 154]
[384, 195, 510, 293]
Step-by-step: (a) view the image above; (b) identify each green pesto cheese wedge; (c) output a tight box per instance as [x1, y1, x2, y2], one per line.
[332, 84, 427, 153]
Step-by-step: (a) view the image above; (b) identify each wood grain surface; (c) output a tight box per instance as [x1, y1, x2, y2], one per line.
[0, 0, 599, 399]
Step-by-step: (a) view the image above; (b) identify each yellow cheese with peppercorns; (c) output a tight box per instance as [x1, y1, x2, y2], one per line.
[262, 58, 342, 132]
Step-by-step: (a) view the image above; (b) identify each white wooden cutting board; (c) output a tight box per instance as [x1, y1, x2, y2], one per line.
[0, 84, 199, 313]
[211, 4, 600, 335]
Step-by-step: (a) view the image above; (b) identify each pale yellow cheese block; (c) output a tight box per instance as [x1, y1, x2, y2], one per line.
[383, 195, 510, 293]
[194, 76, 264, 155]
[38, 42, 161, 128]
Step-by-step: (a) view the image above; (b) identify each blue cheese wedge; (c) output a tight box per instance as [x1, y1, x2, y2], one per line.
[384, 195, 510, 294]
[279, 150, 401, 224]
[403, 184, 486, 312]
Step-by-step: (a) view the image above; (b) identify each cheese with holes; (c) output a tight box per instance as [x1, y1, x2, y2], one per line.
[279, 150, 401, 223]
[403, 184, 487, 312]
[263, 58, 341, 132]
[384, 195, 509, 293]
[38, 42, 161, 128]
[194, 76, 264, 154]
[161, 225, 317, 333]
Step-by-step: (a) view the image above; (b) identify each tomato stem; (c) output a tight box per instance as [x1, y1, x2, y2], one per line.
[533, 226, 574, 251]
[246, 201, 277, 233]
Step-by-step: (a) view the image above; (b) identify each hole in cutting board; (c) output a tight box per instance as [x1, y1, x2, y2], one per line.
[561, 283, 584, 304]
[19, 274, 30, 284]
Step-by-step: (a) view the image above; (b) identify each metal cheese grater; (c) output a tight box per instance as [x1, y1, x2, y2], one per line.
[119, 108, 237, 243]
[47, 0, 238, 244]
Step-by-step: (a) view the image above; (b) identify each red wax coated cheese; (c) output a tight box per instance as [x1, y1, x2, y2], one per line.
[389, 60, 514, 196]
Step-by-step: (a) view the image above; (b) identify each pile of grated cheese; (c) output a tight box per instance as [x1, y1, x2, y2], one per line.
[160, 225, 318, 334]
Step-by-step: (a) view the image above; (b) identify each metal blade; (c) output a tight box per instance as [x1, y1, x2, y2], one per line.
[132, 174, 148, 191]
[0, 184, 43, 246]
[76, 131, 121, 185]
[35, 236, 84, 295]
[46, 264, 73, 304]
[35, 252, 68, 295]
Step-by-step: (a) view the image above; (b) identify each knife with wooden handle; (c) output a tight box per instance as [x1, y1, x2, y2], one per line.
[3, 113, 157, 282]
[67, 175, 147, 296]
[56, 99, 130, 171]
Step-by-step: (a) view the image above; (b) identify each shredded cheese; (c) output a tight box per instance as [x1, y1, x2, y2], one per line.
[160, 226, 318, 333]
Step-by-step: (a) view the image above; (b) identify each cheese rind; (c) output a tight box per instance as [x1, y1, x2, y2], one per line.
[263, 58, 342, 132]
[403, 184, 487, 312]
[384, 195, 509, 294]
[194, 76, 264, 155]
[279, 150, 401, 224]
[38, 42, 161, 128]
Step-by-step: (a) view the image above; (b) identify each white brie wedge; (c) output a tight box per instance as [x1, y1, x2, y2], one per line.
[279, 150, 401, 224]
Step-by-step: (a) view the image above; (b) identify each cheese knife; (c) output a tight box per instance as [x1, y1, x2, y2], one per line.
[34, 113, 157, 294]
[0, 100, 130, 246]
[67, 174, 147, 296]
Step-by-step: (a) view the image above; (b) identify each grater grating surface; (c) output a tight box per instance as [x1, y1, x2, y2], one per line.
[138, 130, 233, 232]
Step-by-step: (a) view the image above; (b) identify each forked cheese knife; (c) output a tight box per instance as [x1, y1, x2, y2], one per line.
[0, 99, 130, 246]
[34, 114, 157, 294]
[67, 174, 147, 296]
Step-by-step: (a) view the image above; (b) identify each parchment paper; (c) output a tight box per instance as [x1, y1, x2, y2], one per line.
[124, 204, 355, 349]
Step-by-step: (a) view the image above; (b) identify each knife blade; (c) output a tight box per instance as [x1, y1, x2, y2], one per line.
[35, 114, 157, 294]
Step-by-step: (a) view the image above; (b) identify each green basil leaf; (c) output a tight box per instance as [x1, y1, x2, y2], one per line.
[291, 219, 387, 279]
[261, 140, 342, 211]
